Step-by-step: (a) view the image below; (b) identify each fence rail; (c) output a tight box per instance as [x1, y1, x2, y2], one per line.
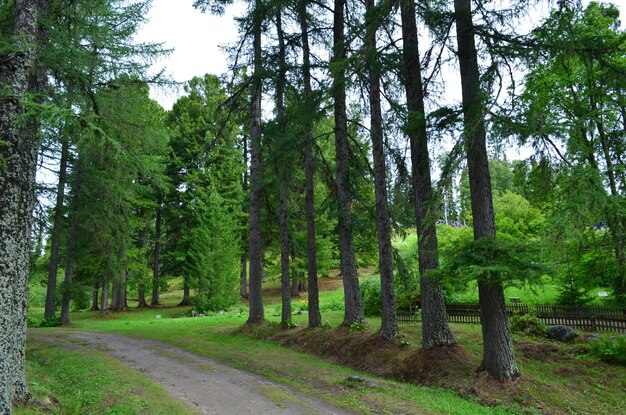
[397, 303, 626, 333]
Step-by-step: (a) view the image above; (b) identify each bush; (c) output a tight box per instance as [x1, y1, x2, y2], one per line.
[360, 279, 381, 317]
[27, 317, 39, 327]
[39, 317, 61, 327]
[588, 336, 626, 365]
[28, 282, 47, 308]
[510, 313, 546, 336]
[320, 299, 344, 312]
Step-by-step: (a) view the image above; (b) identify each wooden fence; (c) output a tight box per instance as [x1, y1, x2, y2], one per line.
[397, 303, 626, 333]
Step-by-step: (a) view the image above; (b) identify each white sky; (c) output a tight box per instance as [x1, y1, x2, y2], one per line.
[135, 0, 246, 109]
[138, 0, 625, 112]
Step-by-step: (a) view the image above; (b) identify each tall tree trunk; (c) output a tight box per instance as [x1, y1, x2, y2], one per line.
[61, 160, 82, 324]
[333, 0, 364, 326]
[0, 0, 42, 407]
[275, 10, 292, 328]
[100, 277, 109, 314]
[400, 0, 454, 349]
[240, 255, 249, 299]
[90, 277, 100, 311]
[110, 274, 120, 310]
[151, 205, 161, 306]
[247, 0, 265, 323]
[179, 275, 192, 306]
[365, 0, 398, 340]
[44, 135, 69, 319]
[137, 285, 148, 308]
[120, 269, 128, 310]
[291, 266, 300, 298]
[299, 0, 321, 327]
[454, 0, 518, 381]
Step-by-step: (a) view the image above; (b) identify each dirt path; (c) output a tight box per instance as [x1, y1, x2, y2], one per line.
[36, 331, 353, 415]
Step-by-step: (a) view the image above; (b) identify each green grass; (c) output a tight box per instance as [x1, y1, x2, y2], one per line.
[22, 252, 626, 415]
[30, 312, 523, 415]
[17, 336, 200, 415]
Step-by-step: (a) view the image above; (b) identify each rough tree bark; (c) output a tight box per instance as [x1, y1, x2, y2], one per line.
[247, 0, 265, 323]
[90, 277, 100, 311]
[400, 0, 454, 349]
[44, 135, 69, 319]
[100, 277, 109, 314]
[179, 276, 192, 306]
[333, 0, 364, 326]
[454, 0, 519, 381]
[240, 137, 249, 300]
[61, 160, 82, 324]
[298, 0, 321, 327]
[151, 205, 162, 306]
[365, 0, 398, 340]
[276, 10, 292, 328]
[0, 0, 43, 409]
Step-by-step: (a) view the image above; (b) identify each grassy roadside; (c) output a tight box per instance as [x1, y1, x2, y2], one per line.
[23, 271, 625, 414]
[30, 313, 526, 415]
[17, 335, 201, 415]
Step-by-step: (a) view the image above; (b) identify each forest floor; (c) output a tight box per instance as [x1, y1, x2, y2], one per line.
[20, 269, 626, 415]
[31, 330, 352, 415]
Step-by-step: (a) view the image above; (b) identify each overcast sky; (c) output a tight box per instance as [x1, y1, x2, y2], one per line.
[135, 0, 246, 109]
[138, 0, 625, 111]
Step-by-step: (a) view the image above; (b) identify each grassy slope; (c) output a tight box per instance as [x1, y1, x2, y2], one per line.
[17, 336, 201, 415]
[25, 270, 626, 415]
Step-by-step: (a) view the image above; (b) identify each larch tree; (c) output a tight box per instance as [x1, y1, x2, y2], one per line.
[454, 0, 519, 381]
[0, 0, 49, 409]
[333, 0, 364, 325]
[399, 0, 454, 349]
[364, 0, 398, 339]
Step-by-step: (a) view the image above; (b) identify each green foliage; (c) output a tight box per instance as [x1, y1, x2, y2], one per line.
[188, 190, 241, 313]
[360, 278, 381, 317]
[349, 321, 366, 332]
[435, 236, 543, 290]
[588, 336, 626, 365]
[27, 317, 40, 327]
[509, 314, 546, 337]
[39, 317, 61, 328]
[28, 281, 47, 308]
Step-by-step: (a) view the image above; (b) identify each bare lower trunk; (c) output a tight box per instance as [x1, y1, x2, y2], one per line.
[110, 274, 120, 310]
[291, 269, 300, 298]
[100, 277, 109, 314]
[0, 1, 41, 408]
[454, 0, 518, 381]
[61, 163, 82, 324]
[276, 11, 291, 328]
[247, 0, 265, 323]
[240, 255, 249, 299]
[179, 276, 192, 306]
[45, 136, 69, 319]
[333, 0, 363, 326]
[299, 0, 321, 327]
[137, 285, 148, 308]
[400, 0, 453, 349]
[151, 206, 161, 306]
[90, 278, 100, 311]
[365, 0, 397, 340]
[120, 269, 128, 310]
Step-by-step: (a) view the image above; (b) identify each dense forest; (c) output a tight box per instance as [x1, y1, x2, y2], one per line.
[1, 0, 625, 412]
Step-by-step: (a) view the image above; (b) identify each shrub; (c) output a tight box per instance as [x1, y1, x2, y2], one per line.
[28, 282, 47, 308]
[39, 317, 61, 328]
[588, 336, 626, 365]
[510, 313, 546, 336]
[320, 299, 343, 312]
[27, 317, 39, 327]
[360, 278, 381, 317]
